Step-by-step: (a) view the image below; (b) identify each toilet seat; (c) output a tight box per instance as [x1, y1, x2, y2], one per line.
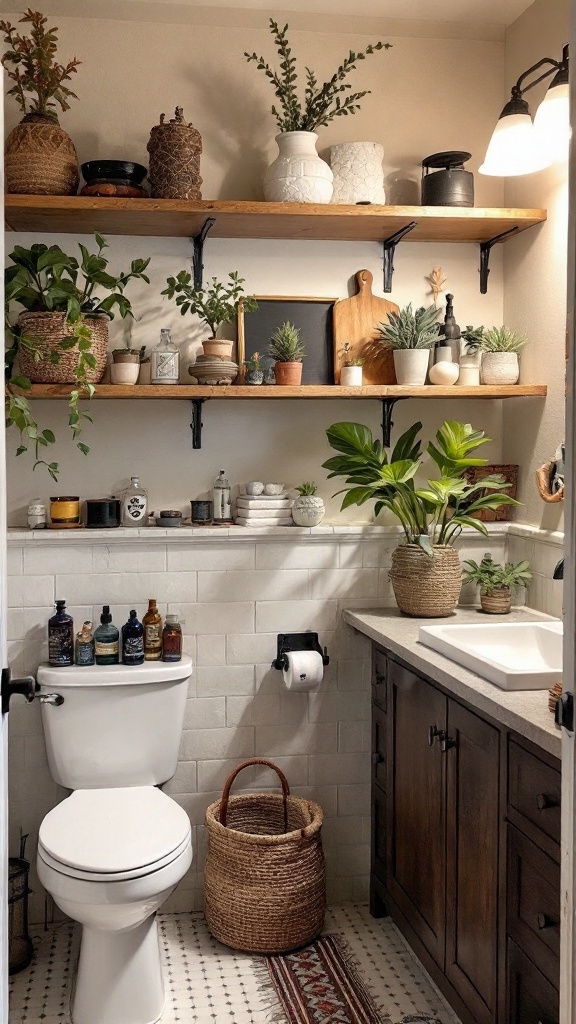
[38, 786, 191, 882]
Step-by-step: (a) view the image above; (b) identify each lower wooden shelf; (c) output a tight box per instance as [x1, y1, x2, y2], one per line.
[25, 384, 547, 400]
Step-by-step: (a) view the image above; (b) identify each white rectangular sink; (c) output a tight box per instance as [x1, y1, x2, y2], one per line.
[418, 620, 562, 690]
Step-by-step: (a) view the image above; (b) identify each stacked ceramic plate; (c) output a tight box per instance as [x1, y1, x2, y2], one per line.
[189, 356, 239, 385]
[235, 492, 293, 527]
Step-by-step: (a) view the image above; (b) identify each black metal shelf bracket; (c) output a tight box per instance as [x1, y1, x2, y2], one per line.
[191, 217, 216, 289]
[479, 226, 519, 294]
[190, 398, 207, 449]
[381, 397, 406, 448]
[382, 221, 417, 292]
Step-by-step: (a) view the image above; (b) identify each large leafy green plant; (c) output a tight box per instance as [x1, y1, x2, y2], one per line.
[322, 419, 518, 555]
[162, 270, 257, 339]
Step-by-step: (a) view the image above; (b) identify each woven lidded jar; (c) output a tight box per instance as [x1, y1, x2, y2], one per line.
[147, 106, 202, 200]
[5, 114, 79, 196]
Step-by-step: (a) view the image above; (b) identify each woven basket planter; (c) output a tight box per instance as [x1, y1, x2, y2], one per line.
[17, 312, 108, 385]
[205, 758, 325, 954]
[5, 116, 79, 196]
[480, 588, 512, 614]
[389, 543, 462, 618]
[147, 107, 202, 200]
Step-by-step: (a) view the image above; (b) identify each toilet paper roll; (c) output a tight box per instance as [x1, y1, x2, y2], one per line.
[282, 650, 324, 691]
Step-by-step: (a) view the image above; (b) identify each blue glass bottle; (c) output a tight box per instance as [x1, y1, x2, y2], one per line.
[122, 609, 144, 665]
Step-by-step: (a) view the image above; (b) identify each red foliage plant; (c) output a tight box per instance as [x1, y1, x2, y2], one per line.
[0, 8, 81, 121]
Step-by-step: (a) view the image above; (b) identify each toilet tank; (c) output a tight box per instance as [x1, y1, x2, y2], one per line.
[36, 656, 192, 789]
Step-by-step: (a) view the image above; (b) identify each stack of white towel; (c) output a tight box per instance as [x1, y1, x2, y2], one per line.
[234, 494, 293, 527]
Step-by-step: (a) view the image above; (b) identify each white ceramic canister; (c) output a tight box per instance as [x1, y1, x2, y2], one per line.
[329, 141, 385, 205]
[264, 132, 333, 204]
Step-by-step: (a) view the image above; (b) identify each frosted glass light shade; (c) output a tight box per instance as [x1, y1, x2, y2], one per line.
[479, 113, 551, 176]
[533, 82, 570, 164]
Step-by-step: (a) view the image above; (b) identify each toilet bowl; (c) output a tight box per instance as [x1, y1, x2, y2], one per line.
[35, 656, 194, 1024]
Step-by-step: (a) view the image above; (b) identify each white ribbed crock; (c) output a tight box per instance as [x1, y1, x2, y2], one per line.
[480, 352, 520, 385]
[264, 132, 333, 203]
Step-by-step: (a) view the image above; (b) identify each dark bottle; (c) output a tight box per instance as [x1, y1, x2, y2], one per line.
[94, 606, 120, 665]
[162, 615, 182, 662]
[143, 599, 162, 661]
[75, 621, 95, 666]
[48, 600, 74, 667]
[122, 609, 144, 665]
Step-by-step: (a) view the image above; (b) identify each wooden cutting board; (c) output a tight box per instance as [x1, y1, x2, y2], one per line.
[333, 269, 399, 384]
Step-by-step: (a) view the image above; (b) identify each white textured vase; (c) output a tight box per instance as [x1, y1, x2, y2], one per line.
[340, 365, 363, 386]
[393, 349, 430, 386]
[480, 352, 520, 385]
[329, 141, 385, 205]
[292, 495, 325, 527]
[264, 132, 333, 203]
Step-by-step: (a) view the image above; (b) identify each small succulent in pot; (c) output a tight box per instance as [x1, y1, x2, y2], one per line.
[340, 341, 364, 386]
[292, 481, 325, 527]
[375, 303, 441, 386]
[474, 325, 528, 385]
[462, 552, 532, 614]
[162, 270, 257, 360]
[268, 321, 305, 385]
[244, 350, 264, 385]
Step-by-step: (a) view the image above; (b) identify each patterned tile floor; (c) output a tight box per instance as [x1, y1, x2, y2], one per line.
[9, 906, 461, 1024]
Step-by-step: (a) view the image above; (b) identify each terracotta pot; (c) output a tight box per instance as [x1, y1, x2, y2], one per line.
[202, 338, 233, 359]
[389, 544, 462, 617]
[5, 114, 79, 195]
[112, 351, 140, 364]
[274, 361, 303, 386]
[480, 588, 512, 614]
[17, 312, 108, 384]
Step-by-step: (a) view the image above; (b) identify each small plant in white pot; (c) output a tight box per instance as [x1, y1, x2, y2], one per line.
[375, 304, 440, 385]
[162, 270, 257, 359]
[292, 481, 325, 527]
[462, 553, 532, 614]
[475, 326, 527, 385]
[268, 321, 305, 385]
[340, 343, 364, 386]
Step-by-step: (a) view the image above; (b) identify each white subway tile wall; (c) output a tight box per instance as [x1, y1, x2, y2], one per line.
[7, 524, 553, 925]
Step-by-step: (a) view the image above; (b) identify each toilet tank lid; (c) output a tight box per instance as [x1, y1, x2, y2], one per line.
[39, 786, 191, 874]
[37, 654, 192, 687]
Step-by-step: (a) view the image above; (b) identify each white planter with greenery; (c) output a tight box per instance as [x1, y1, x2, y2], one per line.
[481, 352, 520, 385]
[292, 482, 325, 527]
[393, 349, 430, 385]
[264, 131, 333, 204]
[462, 325, 526, 386]
[375, 303, 441, 386]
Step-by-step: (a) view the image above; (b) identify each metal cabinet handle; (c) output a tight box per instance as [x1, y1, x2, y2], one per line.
[441, 735, 457, 753]
[37, 692, 64, 707]
[375, 672, 386, 686]
[371, 751, 385, 766]
[428, 725, 445, 746]
[537, 793, 560, 811]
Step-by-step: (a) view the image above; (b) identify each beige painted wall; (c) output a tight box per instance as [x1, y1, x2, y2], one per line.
[502, 0, 569, 528]
[4, 7, 509, 523]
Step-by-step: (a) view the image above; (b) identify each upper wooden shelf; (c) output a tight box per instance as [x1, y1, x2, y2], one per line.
[4, 196, 547, 244]
[25, 384, 547, 400]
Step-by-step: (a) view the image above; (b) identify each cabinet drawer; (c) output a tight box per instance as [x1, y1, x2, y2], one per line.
[372, 647, 387, 712]
[372, 705, 386, 790]
[507, 939, 558, 1024]
[507, 825, 560, 988]
[508, 740, 561, 848]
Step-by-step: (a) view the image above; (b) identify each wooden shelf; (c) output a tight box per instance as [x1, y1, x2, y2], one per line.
[4, 196, 547, 244]
[25, 384, 548, 400]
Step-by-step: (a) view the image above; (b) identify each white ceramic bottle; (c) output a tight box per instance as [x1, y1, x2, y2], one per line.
[121, 476, 148, 527]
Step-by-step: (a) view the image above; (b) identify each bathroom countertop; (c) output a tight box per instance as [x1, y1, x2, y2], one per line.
[343, 606, 562, 759]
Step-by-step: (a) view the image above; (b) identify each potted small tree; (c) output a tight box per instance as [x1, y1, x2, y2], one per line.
[476, 326, 528, 385]
[245, 20, 390, 203]
[292, 482, 325, 527]
[1, 9, 82, 194]
[268, 321, 305, 385]
[162, 270, 257, 359]
[462, 553, 532, 614]
[375, 304, 441, 385]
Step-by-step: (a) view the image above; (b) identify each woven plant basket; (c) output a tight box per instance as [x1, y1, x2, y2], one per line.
[17, 312, 108, 385]
[480, 588, 512, 614]
[5, 115, 79, 196]
[389, 543, 462, 618]
[205, 758, 325, 954]
[147, 107, 203, 200]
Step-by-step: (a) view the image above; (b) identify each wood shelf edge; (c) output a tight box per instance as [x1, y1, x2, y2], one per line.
[21, 384, 548, 400]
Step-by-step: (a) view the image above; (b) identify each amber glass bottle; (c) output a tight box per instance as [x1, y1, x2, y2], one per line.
[162, 615, 182, 662]
[143, 599, 162, 661]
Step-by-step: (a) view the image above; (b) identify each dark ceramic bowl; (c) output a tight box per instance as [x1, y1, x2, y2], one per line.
[81, 161, 148, 185]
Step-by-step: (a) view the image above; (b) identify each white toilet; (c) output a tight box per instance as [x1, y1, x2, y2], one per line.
[36, 656, 194, 1024]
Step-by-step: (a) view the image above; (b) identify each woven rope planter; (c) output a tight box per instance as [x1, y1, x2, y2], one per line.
[480, 588, 512, 614]
[205, 758, 325, 954]
[147, 107, 202, 200]
[17, 312, 108, 385]
[389, 544, 462, 617]
[5, 116, 79, 196]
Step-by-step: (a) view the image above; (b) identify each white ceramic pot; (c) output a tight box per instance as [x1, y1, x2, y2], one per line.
[340, 365, 363, 386]
[110, 362, 140, 385]
[428, 361, 459, 385]
[392, 349, 430, 386]
[292, 495, 325, 527]
[329, 141, 385, 205]
[480, 352, 520, 385]
[458, 364, 480, 386]
[264, 132, 333, 204]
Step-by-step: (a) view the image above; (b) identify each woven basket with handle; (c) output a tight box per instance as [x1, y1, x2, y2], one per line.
[17, 312, 108, 385]
[204, 758, 325, 953]
[389, 543, 462, 618]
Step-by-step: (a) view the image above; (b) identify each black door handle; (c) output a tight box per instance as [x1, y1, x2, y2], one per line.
[1, 667, 37, 714]
[428, 725, 445, 747]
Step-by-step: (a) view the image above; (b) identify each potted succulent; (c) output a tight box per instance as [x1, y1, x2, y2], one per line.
[245, 20, 390, 203]
[340, 343, 364, 387]
[462, 553, 532, 614]
[375, 304, 441, 385]
[111, 343, 146, 385]
[162, 270, 257, 359]
[268, 321, 305, 385]
[292, 482, 325, 527]
[1, 9, 82, 195]
[322, 419, 518, 617]
[475, 326, 528, 385]
[244, 351, 264, 385]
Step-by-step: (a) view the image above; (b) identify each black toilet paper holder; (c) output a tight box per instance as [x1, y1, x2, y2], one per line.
[272, 632, 330, 671]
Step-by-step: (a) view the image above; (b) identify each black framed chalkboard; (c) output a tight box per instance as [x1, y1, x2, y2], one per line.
[237, 296, 336, 384]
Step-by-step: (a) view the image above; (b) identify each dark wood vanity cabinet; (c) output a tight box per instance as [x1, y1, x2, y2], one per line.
[370, 644, 561, 1024]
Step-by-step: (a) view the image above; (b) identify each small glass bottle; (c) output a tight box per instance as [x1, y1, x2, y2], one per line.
[27, 497, 47, 529]
[48, 600, 74, 667]
[122, 476, 148, 527]
[151, 328, 180, 385]
[162, 615, 182, 662]
[75, 621, 95, 666]
[212, 469, 232, 523]
[122, 609, 144, 665]
[94, 605, 119, 665]
[143, 598, 162, 661]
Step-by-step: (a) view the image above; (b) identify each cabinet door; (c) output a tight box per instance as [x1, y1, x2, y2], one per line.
[507, 939, 559, 1024]
[445, 700, 500, 1024]
[387, 659, 446, 965]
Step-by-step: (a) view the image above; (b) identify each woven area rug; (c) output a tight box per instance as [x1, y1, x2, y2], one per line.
[264, 934, 442, 1024]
